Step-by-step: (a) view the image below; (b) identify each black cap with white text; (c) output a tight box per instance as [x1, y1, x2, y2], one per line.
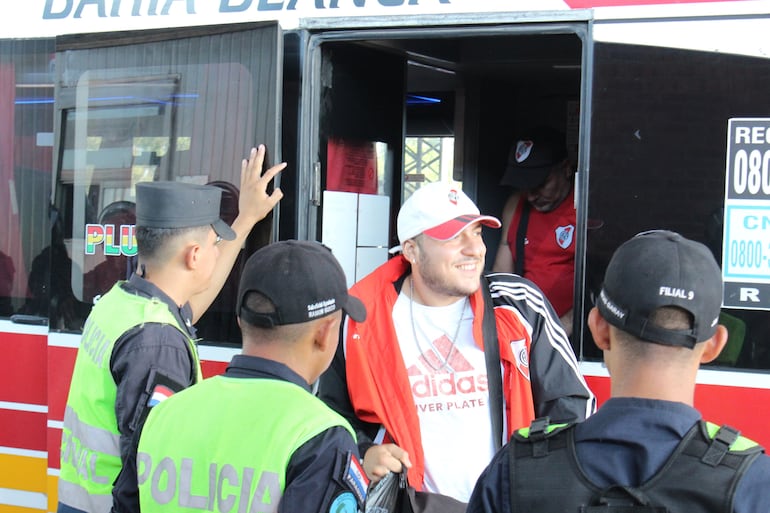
[597, 230, 723, 348]
[237, 240, 366, 328]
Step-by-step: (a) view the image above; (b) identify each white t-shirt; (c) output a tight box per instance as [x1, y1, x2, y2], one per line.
[393, 292, 495, 503]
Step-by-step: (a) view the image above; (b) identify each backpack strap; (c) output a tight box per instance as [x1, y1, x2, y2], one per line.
[701, 424, 741, 466]
[513, 417, 572, 440]
[527, 416, 552, 458]
[514, 200, 530, 276]
[512, 416, 573, 457]
[508, 419, 578, 513]
[481, 275, 503, 450]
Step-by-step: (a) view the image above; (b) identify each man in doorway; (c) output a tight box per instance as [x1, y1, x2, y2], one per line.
[320, 181, 594, 504]
[492, 127, 576, 334]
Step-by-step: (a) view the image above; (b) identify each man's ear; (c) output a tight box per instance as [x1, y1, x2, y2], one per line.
[700, 324, 729, 364]
[313, 315, 339, 352]
[183, 242, 201, 270]
[587, 307, 611, 351]
[402, 240, 417, 264]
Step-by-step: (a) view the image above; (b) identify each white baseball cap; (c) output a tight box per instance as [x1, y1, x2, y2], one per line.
[392, 182, 501, 252]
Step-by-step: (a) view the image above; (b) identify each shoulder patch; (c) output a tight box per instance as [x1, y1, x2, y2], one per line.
[341, 452, 368, 506]
[509, 338, 530, 381]
[329, 491, 358, 513]
[147, 384, 175, 407]
[130, 368, 189, 432]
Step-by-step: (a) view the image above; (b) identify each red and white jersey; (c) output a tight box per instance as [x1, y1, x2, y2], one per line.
[507, 190, 576, 317]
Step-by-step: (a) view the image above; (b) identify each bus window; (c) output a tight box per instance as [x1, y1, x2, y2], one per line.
[404, 135, 457, 199]
[585, 38, 770, 369]
[58, 74, 180, 306]
[405, 90, 457, 198]
[1, 39, 57, 323]
[52, 23, 282, 342]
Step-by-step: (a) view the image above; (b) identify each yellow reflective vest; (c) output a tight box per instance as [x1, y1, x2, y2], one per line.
[59, 283, 201, 513]
[137, 376, 355, 513]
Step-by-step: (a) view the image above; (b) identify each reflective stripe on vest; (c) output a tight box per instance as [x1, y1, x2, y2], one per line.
[58, 478, 115, 513]
[59, 282, 201, 512]
[138, 376, 355, 513]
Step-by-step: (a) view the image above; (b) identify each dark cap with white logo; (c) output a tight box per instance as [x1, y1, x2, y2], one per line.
[501, 126, 568, 190]
[596, 230, 723, 348]
[237, 240, 366, 328]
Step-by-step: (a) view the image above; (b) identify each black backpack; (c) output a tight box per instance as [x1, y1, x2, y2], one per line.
[508, 417, 763, 513]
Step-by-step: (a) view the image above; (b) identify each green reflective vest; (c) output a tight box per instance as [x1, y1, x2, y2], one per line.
[137, 376, 355, 513]
[59, 283, 201, 513]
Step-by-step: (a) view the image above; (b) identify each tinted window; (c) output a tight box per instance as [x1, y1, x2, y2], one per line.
[584, 41, 770, 369]
[0, 39, 56, 323]
[52, 24, 281, 342]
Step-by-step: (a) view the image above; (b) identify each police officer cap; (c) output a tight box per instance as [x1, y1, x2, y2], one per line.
[135, 181, 236, 240]
[596, 230, 723, 349]
[237, 240, 366, 328]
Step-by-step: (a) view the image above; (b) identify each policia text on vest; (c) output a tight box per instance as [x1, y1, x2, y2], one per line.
[137, 377, 357, 513]
[137, 453, 280, 513]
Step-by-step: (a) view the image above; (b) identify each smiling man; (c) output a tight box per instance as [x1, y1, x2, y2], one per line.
[319, 182, 595, 506]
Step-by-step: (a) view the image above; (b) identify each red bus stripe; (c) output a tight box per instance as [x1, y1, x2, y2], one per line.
[0, 408, 46, 451]
[0, 332, 46, 405]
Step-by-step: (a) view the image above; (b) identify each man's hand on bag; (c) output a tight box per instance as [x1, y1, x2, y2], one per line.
[363, 444, 412, 483]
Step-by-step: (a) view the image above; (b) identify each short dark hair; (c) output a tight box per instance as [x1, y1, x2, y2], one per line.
[239, 290, 305, 343]
[242, 290, 276, 318]
[615, 306, 695, 359]
[136, 225, 210, 262]
[649, 306, 694, 331]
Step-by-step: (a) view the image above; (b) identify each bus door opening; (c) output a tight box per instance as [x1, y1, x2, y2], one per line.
[311, 26, 585, 332]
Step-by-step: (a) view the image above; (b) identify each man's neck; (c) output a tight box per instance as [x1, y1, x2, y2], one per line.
[610, 371, 696, 406]
[140, 266, 191, 308]
[406, 275, 470, 308]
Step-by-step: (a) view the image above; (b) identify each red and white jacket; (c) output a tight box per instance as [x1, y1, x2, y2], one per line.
[319, 255, 595, 490]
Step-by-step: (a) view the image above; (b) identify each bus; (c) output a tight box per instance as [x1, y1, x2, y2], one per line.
[2, 0, 770, 510]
